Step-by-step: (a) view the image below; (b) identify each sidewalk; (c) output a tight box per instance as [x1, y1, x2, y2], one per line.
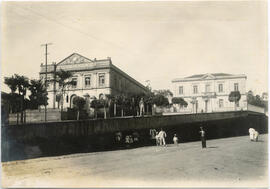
[2, 134, 268, 187]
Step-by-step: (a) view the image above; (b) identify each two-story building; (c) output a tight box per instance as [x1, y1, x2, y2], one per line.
[40, 53, 148, 110]
[172, 73, 247, 113]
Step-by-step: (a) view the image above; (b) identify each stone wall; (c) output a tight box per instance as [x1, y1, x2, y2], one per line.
[2, 111, 267, 162]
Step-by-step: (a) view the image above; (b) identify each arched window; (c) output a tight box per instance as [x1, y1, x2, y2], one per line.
[99, 93, 104, 99]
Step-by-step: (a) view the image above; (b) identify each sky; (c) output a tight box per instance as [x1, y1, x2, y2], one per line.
[1, 1, 268, 95]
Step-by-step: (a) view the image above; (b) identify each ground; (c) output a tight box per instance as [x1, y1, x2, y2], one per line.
[2, 134, 268, 187]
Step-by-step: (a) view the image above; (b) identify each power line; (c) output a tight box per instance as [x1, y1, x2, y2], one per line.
[16, 5, 129, 53]
[41, 43, 53, 122]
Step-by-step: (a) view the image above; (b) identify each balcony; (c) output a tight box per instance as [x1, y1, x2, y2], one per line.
[202, 92, 216, 98]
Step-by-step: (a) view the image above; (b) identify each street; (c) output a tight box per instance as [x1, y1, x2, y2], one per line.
[2, 134, 268, 187]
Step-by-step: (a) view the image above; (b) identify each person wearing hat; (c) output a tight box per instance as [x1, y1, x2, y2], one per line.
[199, 127, 206, 148]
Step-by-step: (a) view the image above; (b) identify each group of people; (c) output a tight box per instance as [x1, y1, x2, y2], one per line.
[249, 128, 259, 142]
[150, 127, 207, 148]
[150, 128, 180, 146]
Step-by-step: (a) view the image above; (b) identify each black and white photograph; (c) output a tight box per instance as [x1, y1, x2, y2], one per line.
[1, 1, 268, 187]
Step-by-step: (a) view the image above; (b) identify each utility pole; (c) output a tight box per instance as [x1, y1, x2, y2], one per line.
[41, 43, 53, 122]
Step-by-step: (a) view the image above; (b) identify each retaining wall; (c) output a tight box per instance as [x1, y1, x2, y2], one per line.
[1, 111, 268, 162]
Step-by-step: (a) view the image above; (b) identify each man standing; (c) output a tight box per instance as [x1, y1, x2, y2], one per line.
[199, 127, 206, 148]
[139, 98, 145, 116]
[158, 128, 167, 146]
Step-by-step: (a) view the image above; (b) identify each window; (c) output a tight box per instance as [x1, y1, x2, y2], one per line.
[114, 77, 117, 87]
[219, 99, 224, 108]
[71, 78, 77, 88]
[234, 83, 239, 91]
[179, 86, 183, 95]
[236, 101, 240, 107]
[85, 76, 91, 87]
[99, 73, 105, 86]
[193, 85, 198, 94]
[119, 79, 122, 89]
[218, 84, 223, 93]
[205, 84, 210, 92]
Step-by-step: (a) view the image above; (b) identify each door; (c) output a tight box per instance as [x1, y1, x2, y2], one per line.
[205, 101, 208, 113]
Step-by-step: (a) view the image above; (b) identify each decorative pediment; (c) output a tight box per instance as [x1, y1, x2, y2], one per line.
[201, 74, 215, 80]
[57, 53, 93, 65]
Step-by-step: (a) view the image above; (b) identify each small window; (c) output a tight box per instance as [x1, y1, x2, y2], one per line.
[219, 99, 224, 108]
[218, 84, 223, 93]
[85, 76, 91, 87]
[193, 85, 198, 94]
[205, 84, 210, 92]
[71, 78, 77, 88]
[114, 77, 117, 87]
[234, 83, 239, 91]
[179, 86, 183, 95]
[99, 73, 105, 87]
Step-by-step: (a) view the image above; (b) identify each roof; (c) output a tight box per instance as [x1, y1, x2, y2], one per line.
[185, 73, 232, 78]
[172, 73, 246, 83]
[40, 53, 148, 91]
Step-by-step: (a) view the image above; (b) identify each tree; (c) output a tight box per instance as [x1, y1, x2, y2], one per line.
[153, 89, 173, 98]
[152, 94, 169, 107]
[4, 75, 17, 93]
[115, 95, 127, 117]
[73, 96, 86, 120]
[144, 92, 155, 115]
[172, 97, 188, 108]
[90, 97, 102, 119]
[247, 90, 265, 107]
[99, 97, 109, 119]
[228, 91, 241, 111]
[1, 92, 21, 113]
[3, 76, 20, 114]
[28, 79, 48, 110]
[4, 74, 29, 123]
[54, 69, 75, 112]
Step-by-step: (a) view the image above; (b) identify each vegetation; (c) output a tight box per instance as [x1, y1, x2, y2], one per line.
[28, 79, 48, 110]
[4, 73, 173, 121]
[172, 97, 188, 107]
[4, 74, 30, 123]
[54, 69, 75, 112]
[73, 96, 86, 120]
[247, 90, 267, 110]
[228, 91, 241, 110]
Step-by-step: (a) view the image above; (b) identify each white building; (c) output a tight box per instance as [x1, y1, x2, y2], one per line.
[171, 73, 247, 113]
[40, 53, 148, 110]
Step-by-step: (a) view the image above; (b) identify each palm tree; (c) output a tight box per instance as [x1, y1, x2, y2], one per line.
[54, 69, 75, 113]
[5, 74, 29, 123]
[90, 97, 100, 119]
[73, 96, 86, 120]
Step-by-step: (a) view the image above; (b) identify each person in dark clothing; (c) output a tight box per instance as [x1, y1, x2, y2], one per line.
[199, 127, 206, 148]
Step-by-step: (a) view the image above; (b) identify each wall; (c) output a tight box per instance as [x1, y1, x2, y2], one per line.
[2, 111, 267, 162]
[8, 109, 61, 125]
[248, 104, 266, 114]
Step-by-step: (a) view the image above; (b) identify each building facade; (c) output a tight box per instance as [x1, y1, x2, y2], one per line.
[171, 73, 247, 113]
[40, 53, 148, 110]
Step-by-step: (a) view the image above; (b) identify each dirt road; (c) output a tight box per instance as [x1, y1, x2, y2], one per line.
[2, 134, 268, 187]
